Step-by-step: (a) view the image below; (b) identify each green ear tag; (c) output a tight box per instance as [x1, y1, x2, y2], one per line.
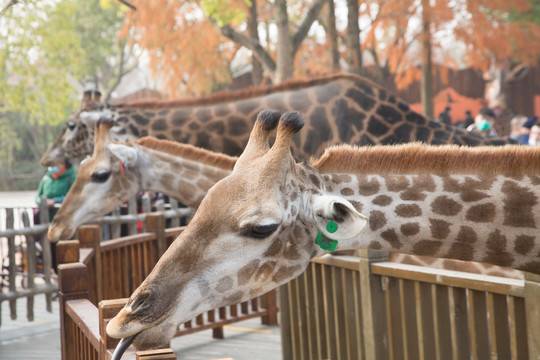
[316, 232, 339, 252]
[326, 221, 338, 233]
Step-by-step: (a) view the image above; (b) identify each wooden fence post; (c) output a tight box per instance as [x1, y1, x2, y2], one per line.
[58, 245, 88, 360]
[99, 298, 128, 358]
[6, 208, 16, 320]
[357, 249, 390, 360]
[56, 240, 80, 265]
[146, 213, 166, 257]
[38, 196, 53, 312]
[128, 197, 138, 235]
[79, 225, 103, 304]
[261, 289, 278, 326]
[21, 211, 35, 321]
[525, 272, 540, 360]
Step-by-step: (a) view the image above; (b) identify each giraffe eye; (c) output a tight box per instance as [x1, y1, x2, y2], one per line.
[241, 224, 279, 239]
[91, 169, 111, 183]
[67, 121, 76, 131]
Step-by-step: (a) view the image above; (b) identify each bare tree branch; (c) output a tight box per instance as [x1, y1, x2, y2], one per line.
[292, 0, 327, 55]
[117, 0, 136, 11]
[1, 0, 20, 16]
[218, 23, 276, 73]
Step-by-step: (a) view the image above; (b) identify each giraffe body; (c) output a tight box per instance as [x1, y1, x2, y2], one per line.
[41, 74, 511, 167]
[105, 110, 540, 355]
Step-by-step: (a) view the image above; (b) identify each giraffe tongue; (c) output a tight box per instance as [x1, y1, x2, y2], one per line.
[111, 334, 137, 360]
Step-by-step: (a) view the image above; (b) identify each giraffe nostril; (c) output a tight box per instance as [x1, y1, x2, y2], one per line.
[131, 290, 151, 312]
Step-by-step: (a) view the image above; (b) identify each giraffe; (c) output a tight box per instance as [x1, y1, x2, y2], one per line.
[47, 117, 235, 242]
[106, 110, 540, 357]
[49, 117, 523, 283]
[48, 117, 523, 279]
[41, 73, 512, 167]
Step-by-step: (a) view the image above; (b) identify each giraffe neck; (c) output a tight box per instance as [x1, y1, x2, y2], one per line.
[133, 139, 234, 208]
[107, 74, 511, 160]
[320, 172, 540, 273]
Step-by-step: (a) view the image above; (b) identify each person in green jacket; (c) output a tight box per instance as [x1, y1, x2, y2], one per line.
[35, 159, 76, 272]
[36, 159, 76, 217]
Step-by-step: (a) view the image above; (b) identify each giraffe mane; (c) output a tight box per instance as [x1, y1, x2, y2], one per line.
[311, 143, 540, 175]
[111, 73, 382, 109]
[136, 137, 237, 170]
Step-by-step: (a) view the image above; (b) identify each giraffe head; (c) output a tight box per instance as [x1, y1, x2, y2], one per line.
[40, 91, 105, 167]
[107, 110, 368, 355]
[48, 115, 138, 242]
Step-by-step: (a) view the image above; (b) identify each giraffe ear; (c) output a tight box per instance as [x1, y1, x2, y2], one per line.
[108, 144, 138, 167]
[311, 195, 367, 241]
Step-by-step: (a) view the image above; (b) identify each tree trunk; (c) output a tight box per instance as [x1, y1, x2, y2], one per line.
[248, 0, 263, 85]
[346, 0, 362, 75]
[327, 0, 340, 70]
[275, 0, 294, 82]
[420, 0, 434, 120]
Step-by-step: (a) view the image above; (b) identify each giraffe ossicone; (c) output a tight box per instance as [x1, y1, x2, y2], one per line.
[106, 109, 540, 357]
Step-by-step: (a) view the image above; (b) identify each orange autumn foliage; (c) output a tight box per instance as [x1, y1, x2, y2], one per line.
[364, 0, 540, 89]
[120, 0, 246, 97]
[119, 0, 540, 96]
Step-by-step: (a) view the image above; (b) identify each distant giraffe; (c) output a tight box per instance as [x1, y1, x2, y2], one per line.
[47, 118, 234, 242]
[105, 110, 539, 355]
[41, 73, 512, 167]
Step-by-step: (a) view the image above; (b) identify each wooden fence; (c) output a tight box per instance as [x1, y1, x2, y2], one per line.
[0, 198, 55, 325]
[56, 214, 278, 360]
[57, 241, 177, 360]
[0, 194, 191, 326]
[280, 250, 540, 360]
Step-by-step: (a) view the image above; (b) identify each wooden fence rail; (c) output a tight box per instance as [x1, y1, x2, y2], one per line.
[280, 250, 540, 360]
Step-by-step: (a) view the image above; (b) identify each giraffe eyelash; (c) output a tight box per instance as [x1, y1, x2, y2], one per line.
[240, 224, 279, 239]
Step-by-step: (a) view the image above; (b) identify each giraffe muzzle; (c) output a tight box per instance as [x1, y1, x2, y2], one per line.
[111, 333, 137, 360]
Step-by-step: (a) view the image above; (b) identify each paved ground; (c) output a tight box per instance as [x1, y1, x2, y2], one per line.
[0, 293, 282, 360]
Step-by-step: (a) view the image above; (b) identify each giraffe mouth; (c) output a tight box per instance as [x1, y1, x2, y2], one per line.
[111, 334, 137, 360]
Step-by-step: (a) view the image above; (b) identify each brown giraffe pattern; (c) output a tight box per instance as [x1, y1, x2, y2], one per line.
[41, 74, 512, 167]
[106, 111, 539, 355]
[321, 171, 540, 273]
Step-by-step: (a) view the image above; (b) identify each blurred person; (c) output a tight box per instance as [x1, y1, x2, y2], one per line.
[529, 123, 540, 146]
[509, 115, 528, 142]
[464, 110, 474, 128]
[466, 108, 498, 137]
[35, 159, 76, 272]
[437, 106, 452, 125]
[519, 116, 538, 144]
